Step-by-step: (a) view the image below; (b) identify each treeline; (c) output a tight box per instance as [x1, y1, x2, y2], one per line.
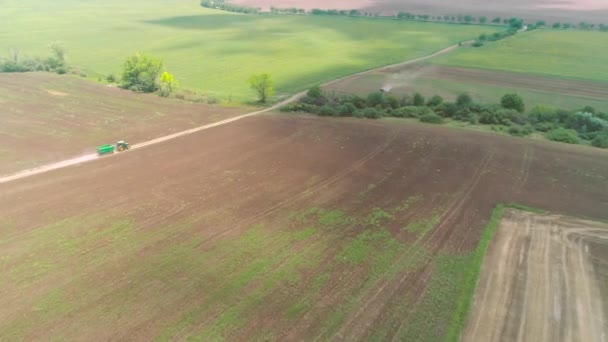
[0, 45, 84, 76]
[200, 1, 608, 31]
[281, 87, 608, 149]
[200, 0, 260, 14]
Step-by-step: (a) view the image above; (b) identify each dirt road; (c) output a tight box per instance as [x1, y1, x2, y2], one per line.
[0, 42, 463, 185]
[463, 209, 608, 342]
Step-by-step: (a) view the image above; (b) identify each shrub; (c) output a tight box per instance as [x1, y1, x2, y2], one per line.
[436, 102, 458, 117]
[386, 95, 400, 109]
[507, 125, 533, 137]
[318, 104, 337, 116]
[479, 110, 510, 125]
[159, 71, 179, 97]
[592, 132, 608, 148]
[566, 112, 608, 133]
[400, 94, 413, 106]
[427, 95, 444, 107]
[419, 113, 443, 124]
[456, 93, 473, 108]
[533, 122, 558, 132]
[367, 92, 385, 107]
[454, 108, 478, 123]
[338, 102, 357, 117]
[390, 106, 430, 118]
[413, 92, 425, 106]
[472, 41, 484, 47]
[546, 128, 579, 144]
[120, 53, 164, 93]
[528, 105, 558, 124]
[106, 74, 117, 83]
[363, 107, 382, 119]
[501, 93, 525, 113]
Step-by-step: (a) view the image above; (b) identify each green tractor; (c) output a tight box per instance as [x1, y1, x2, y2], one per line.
[97, 140, 131, 156]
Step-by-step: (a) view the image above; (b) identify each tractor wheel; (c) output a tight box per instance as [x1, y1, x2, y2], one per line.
[118, 146, 125, 152]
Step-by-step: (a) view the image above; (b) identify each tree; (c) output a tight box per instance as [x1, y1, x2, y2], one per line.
[552, 22, 561, 29]
[536, 20, 546, 27]
[492, 17, 501, 24]
[463, 15, 475, 24]
[50, 43, 66, 65]
[479, 16, 487, 24]
[159, 71, 179, 97]
[248, 73, 274, 103]
[367, 92, 385, 107]
[427, 95, 443, 107]
[120, 53, 164, 93]
[501, 93, 525, 113]
[413, 92, 425, 106]
[508, 17, 524, 29]
[456, 93, 472, 107]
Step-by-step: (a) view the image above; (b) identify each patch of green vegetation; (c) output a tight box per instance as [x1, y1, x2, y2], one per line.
[393, 195, 424, 213]
[436, 30, 608, 83]
[0, 1, 498, 101]
[365, 208, 394, 227]
[286, 299, 311, 318]
[397, 253, 474, 341]
[403, 214, 440, 235]
[444, 204, 505, 342]
[294, 227, 316, 241]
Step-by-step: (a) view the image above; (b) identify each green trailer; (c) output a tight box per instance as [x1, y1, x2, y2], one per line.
[97, 144, 115, 155]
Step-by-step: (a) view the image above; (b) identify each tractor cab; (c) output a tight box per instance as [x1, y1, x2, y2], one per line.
[116, 140, 130, 152]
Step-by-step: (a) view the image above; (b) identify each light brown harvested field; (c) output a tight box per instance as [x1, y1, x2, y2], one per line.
[1, 113, 607, 340]
[0, 73, 249, 175]
[463, 209, 608, 342]
[230, 0, 608, 23]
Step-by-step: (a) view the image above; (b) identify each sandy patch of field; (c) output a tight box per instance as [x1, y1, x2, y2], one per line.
[463, 209, 608, 342]
[45, 90, 68, 96]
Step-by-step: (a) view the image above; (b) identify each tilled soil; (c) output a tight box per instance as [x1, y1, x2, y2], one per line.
[463, 209, 608, 342]
[0, 114, 607, 340]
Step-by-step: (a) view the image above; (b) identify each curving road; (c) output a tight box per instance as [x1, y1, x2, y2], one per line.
[0, 42, 464, 185]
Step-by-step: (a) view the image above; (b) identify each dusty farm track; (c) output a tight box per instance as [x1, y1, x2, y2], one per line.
[1, 115, 607, 340]
[464, 209, 608, 342]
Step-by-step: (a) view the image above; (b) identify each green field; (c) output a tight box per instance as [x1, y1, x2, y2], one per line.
[435, 30, 608, 82]
[0, 0, 498, 101]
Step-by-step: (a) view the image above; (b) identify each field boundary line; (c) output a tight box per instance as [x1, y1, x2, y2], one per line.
[0, 42, 465, 185]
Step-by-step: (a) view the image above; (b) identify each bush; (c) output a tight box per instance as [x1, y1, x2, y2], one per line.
[507, 125, 533, 137]
[565, 112, 608, 133]
[436, 102, 458, 117]
[386, 95, 400, 109]
[120, 53, 164, 93]
[454, 108, 478, 123]
[456, 93, 473, 108]
[390, 106, 430, 118]
[528, 105, 558, 124]
[338, 102, 357, 117]
[413, 92, 425, 106]
[472, 41, 484, 47]
[106, 74, 117, 83]
[318, 104, 337, 116]
[363, 107, 382, 119]
[501, 93, 525, 113]
[367, 92, 385, 107]
[419, 113, 443, 124]
[546, 128, 579, 144]
[479, 110, 511, 125]
[591, 132, 608, 148]
[427, 95, 443, 107]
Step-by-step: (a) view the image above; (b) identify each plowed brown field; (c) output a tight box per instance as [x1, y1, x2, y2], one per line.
[0, 73, 249, 175]
[1, 114, 607, 340]
[464, 209, 608, 342]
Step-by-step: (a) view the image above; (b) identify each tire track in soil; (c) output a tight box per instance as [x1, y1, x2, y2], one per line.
[330, 148, 496, 341]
